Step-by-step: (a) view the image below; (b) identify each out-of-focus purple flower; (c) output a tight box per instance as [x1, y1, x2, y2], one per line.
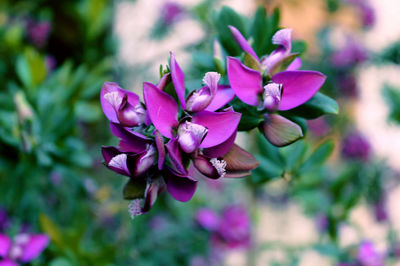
[307, 117, 330, 137]
[161, 2, 184, 25]
[0, 209, 8, 232]
[227, 26, 326, 147]
[49, 171, 62, 186]
[357, 241, 384, 266]
[338, 75, 358, 98]
[341, 132, 371, 161]
[315, 214, 329, 233]
[373, 198, 388, 223]
[26, 19, 51, 48]
[45, 55, 56, 73]
[345, 0, 375, 28]
[331, 39, 368, 68]
[196, 205, 251, 250]
[0, 233, 49, 265]
[196, 208, 220, 231]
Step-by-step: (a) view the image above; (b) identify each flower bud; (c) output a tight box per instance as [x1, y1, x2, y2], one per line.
[177, 121, 208, 154]
[263, 83, 282, 112]
[117, 95, 146, 127]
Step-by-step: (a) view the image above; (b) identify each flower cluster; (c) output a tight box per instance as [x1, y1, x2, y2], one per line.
[100, 53, 259, 217]
[227, 26, 326, 146]
[100, 26, 328, 217]
[196, 206, 251, 250]
[0, 233, 49, 266]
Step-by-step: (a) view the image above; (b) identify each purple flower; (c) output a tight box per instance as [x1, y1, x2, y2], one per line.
[341, 132, 371, 161]
[331, 38, 368, 68]
[307, 118, 330, 137]
[100, 82, 148, 127]
[227, 26, 326, 146]
[345, 0, 375, 28]
[196, 205, 251, 250]
[0, 233, 49, 265]
[161, 2, 184, 25]
[26, 19, 51, 48]
[100, 53, 259, 216]
[373, 198, 387, 223]
[338, 75, 358, 98]
[357, 241, 384, 266]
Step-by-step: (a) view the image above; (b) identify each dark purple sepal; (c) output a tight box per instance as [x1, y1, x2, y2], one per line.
[223, 144, 260, 178]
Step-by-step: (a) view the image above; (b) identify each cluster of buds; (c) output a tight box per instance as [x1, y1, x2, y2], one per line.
[100, 53, 259, 217]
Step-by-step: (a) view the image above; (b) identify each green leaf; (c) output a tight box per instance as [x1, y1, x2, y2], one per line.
[123, 178, 147, 200]
[215, 6, 246, 56]
[383, 84, 400, 124]
[40, 214, 65, 248]
[298, 139, 334, 174]
[251, 6, 269, 56]
[282, 92, 339, 119]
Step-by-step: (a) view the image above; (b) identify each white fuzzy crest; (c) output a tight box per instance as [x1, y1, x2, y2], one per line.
[210, 158, 227, 178]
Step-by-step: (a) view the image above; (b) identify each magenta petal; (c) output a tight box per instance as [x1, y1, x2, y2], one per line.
[205, 85, 235, 112]
[170, 52, 186, 109]
[143, 178, 165, 212]
[192, 110, 241, 148]
[165, 139, 186, 175]
[101, 146, 130, 176]
[0, 259, 18, 266]
[0, 234, 11, 257]
[203, 131, 236, 158]
[100, 82, 140, 123]
[272, 28, 292, 51]
[110, 123, 149, 153]
[19, 234, 49, 263]
[286, 57, 302, 71]
[143, 82, 179, 138]
[272, 70, 326, 111]
[228, 26, 259, 61]
[154, 130, 165, 170]
[157, 73, 171, 91]
[227, 57, 263, 106]
[164, 168, 197, 202]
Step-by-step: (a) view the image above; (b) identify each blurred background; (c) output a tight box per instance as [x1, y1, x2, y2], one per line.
[1, 0, 400, 265]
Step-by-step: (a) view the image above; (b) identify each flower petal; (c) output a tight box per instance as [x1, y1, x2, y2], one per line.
[100, 82, 140, 123]
[19, 234, 50, 263]
[261, 114, 303, 147]
[170, 52, 186, 109]
[228, 26, 259, 61]
[205, 85, 235, 112]
[143, 177, 166, 212]
[101, 146, 130, 176]
[0, 234, 11, 257]
[0, 259, 18, 266]
[163, 168, 197, 202]
[272, 28, 292, 51]
[157, 73, 171, 91]
[286, 57, 302, 71]
[227, 57, 263, 106]
[203, 131, 236, 158]
[143, 82, 179, 138]
[272, 70, 326, 111]
[165, 139, 186, 175]
[110, 123, 149, 153]
[192, 110, 241, 148]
